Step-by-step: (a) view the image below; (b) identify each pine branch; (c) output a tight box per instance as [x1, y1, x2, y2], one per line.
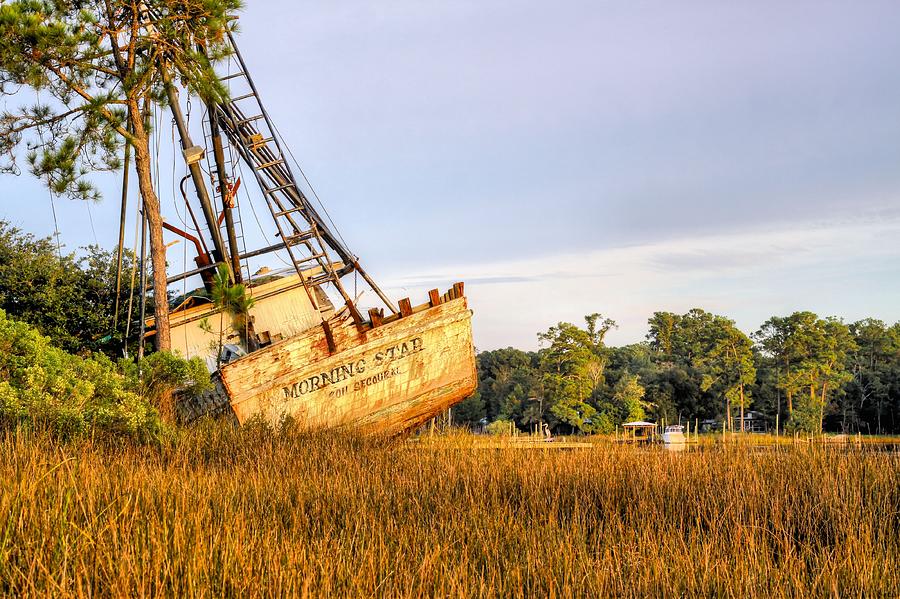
[1, 105, 91, 136]
[44, 63, 134, 145]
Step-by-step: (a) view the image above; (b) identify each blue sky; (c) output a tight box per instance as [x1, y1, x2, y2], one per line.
[1, 0, 899, 350]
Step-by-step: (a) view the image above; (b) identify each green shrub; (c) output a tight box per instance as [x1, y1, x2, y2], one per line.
[119, 350, 212, 421]
[593, 411, 616, 434]
[485, 419, 515, 436]
[0, 309, 168, 443]
[785, 399, 822, 434]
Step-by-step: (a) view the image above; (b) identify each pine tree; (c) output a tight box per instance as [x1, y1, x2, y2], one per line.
[613, 373, 650, 422]
[699, 320, 756, 432]
[0, 0, 242, 351]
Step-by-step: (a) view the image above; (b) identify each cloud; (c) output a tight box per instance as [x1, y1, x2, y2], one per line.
[378, 214, 900, 351]
[391, 274, 539, 288]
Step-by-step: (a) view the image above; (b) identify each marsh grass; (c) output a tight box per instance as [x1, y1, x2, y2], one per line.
[0, 424, 897, 597]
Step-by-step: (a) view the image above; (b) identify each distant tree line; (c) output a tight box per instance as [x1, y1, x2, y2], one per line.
[454, 310, 900, 435]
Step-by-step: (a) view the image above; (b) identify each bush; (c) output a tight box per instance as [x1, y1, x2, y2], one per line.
[593, 411, 616, 435]
[785, 399, 821, 434]
[485, 419, 515, 436]
[0, 309, 167, 443]
[120, 351, 212, 422]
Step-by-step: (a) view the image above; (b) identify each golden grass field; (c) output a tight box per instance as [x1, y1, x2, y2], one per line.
[0, 424, 897, 598]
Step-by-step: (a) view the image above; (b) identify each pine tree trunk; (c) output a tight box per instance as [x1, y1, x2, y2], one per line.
[785, 358, 793, 416]
[809, 383, 817, 432]
[774, 364, 781, 423]
[726, 396, 732, 432]
[129, 109, 171, 351]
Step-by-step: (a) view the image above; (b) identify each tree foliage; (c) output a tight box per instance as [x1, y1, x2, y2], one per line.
[698, 318, 755, 431]
[841, 319, 898, 434]
[0, 0, 242, 194]
[0, 220, 142, 355]
[754, 313, 856, 433]
[468, 309, 900, 436]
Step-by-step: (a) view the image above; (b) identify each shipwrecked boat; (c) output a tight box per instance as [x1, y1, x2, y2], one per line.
[145, 30, 476, 433]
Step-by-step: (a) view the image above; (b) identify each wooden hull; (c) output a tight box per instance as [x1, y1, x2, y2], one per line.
[218, 296, 476, 435]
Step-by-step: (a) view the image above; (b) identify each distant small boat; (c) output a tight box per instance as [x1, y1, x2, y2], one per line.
[662, 425, 686, 444]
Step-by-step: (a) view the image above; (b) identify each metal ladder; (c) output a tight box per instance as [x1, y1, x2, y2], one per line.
[209, 34, 356, 315]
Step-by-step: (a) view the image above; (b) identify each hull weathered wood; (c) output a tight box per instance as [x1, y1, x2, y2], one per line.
[219, 295, 476, 435]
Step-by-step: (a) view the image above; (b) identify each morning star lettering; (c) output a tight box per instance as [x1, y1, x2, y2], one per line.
[282, 337, 424, 399]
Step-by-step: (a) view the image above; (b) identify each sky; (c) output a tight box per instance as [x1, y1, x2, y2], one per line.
[1, 0, 899, 350]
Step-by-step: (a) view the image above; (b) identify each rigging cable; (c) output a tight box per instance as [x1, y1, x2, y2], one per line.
[123, 190, 142, 358]
[221, 51, 352, 315]
[221, 115, 253, 283]
[35, 90, 63, 258]
[113, 122, 133, 335]
[220, 57, 272, 278]
[172, 113, 189, 352]
[170, 118, 189, 229]
[270, 120, 354, 257]
[220, 52, 297, 274]
[47, 190, 62, 259]
[233, 157, 293, 269]
[269, 118, 367, 309]
[153, 101, 163, 201]
[86, 202, 99, 246]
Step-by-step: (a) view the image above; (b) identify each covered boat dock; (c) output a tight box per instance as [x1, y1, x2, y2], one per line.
[620, 421, 658, 444]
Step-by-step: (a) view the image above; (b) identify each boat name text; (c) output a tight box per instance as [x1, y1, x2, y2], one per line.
[282, 337, 423, 398]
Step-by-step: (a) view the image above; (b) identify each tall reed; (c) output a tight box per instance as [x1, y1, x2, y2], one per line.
[0, 424, 897, 597]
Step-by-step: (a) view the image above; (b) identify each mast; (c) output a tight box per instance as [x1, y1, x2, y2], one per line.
[161, 64, 234, 282]
[207, 103, 244, 283]
[135, 2, 233, 286]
